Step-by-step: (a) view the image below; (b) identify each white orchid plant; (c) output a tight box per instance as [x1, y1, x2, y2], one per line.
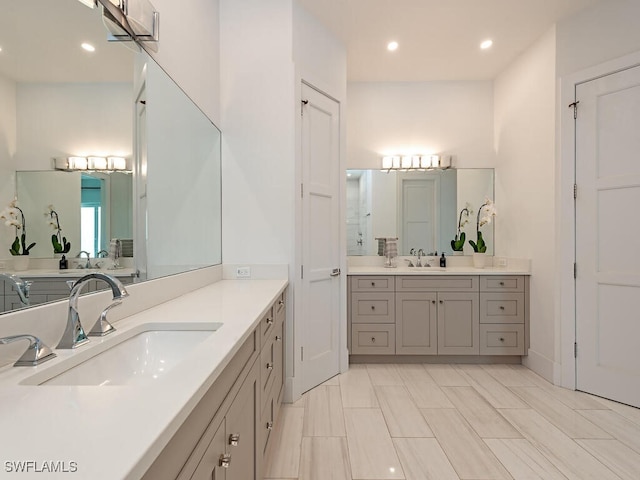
[45, 205, 71, 254]
[0, 198, 36, 256]
[451, 203, 472, 252]
[468, 198, 497, 253]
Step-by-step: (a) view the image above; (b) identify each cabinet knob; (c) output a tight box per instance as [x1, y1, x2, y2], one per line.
[229, 434, 240, 446]
[432, 300, 436, 304]
[371, 305, 376, 310]
[371, 337, 376, 343]
[266, 362, 274, 370]
[499, 281, 505, 286]
[278, 300, 284, 306]
[219, 453, 232, 468]
[499, 306, 505, 310]
[266, 317, 274, 325]
[439, 300, 444, 304]
[275, 335, 282, 342]
[266, 421, 274, 430]
[499, 337, 505, 342]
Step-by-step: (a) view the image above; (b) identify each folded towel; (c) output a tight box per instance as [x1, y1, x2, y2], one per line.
[377, 238, 386, 256]
[384, 238, 398, 258]
[109, 239, 121, 260]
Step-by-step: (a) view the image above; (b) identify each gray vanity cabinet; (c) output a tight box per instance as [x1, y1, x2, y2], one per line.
[142, 291, 287, 480]
[395, 292, 437, 354]
[436, 292, 480, 355]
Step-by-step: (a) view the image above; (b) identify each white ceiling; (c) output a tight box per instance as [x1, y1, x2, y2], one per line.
[0, 0, 133, 83]
[296, 0, 601, 82]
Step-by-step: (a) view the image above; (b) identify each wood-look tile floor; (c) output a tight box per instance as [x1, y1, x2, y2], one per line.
[263, 364, 640, 480]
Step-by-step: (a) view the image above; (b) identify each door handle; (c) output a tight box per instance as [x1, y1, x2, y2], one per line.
[330, 268, 341, 277]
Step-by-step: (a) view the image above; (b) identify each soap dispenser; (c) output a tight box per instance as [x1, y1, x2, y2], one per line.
[59, 255, 68, 270]
[440, 252, 446, 268]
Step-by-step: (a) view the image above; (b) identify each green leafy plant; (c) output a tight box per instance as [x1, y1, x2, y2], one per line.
[0, 198, 36, 256]
[469, 199, 496, 253]
[45, 205, 71, 254]
[451, 204, 472, 252]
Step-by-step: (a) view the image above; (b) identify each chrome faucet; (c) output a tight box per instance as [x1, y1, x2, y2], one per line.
[0, 334, 56, 366]
[97, 249, 109, 258]
[0, 273, 33, 306]
[57, 272, 129, 349]
[77, 250, 92, 269]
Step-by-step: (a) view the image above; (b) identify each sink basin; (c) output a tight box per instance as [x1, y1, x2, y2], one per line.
[22, 322, 222, 387]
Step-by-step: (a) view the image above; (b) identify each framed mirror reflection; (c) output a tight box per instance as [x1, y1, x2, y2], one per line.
[346, 168, 495, 256]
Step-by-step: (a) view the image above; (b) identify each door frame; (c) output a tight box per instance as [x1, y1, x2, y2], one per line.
[559, 50, 640, 389]
[290, 77, 348, 403]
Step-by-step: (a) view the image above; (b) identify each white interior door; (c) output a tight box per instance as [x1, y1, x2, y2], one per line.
[399, 177, 437, 254]
[575, 64, 640, 407]
[300, 83, 341, 393]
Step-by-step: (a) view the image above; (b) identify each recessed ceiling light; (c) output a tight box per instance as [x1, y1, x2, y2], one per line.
[387, 41, 399, 52]
[81, 43, 96, 52]
[480, 39, 493, 50]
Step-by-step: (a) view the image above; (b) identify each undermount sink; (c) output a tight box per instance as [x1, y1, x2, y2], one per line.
[21, 322, 222, 387]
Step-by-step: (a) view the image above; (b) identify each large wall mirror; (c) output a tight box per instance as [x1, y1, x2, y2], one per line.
[0, 0, 222, 314]
[347, 169, 494, 256]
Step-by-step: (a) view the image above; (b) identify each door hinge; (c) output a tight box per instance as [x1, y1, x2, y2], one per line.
[301, 183, 304, 198]
[574, 342, 578, 358]
[573, 184, 577, 199]
[573, 262, 577, 279]
[569, 100, 580, 119]
[301, 346, 304, 361]
[301, 265, 304, 279]
[301, 99, 308, 116]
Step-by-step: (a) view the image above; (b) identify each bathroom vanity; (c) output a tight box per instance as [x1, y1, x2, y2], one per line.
[348, 263, 530, 362]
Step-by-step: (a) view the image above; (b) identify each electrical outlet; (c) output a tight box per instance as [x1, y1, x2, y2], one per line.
[497, 257, 508, 268]
[236, 266, 251, 278]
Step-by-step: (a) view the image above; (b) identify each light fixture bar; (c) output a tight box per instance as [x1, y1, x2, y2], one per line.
[381, 154, 453, 172]
[54, 156, 131, 172]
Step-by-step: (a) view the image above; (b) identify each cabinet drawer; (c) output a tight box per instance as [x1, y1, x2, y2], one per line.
[351, 293, 395, 323]
[480, 293, 525, 324]
[260, 306, 275, 347]
[351, 324, 395, 354]
[350, 276, 394, 292]
[260, 337, 276, 411]
[480, 276, 525, 292]
[396, 275, 478, 292]
[480, 324, 525, 355]
[274, 291, 286, 323]
[260, 392, 275, 457]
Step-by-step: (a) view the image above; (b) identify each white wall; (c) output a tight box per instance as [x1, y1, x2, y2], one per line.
[494, 27, 557, 380]
[556, 0, 640, 78]
[148, 0, 221, 125]
[347, 81, 495, 169]
[0, 74, 17, 263]
[14, 83, 132, 169]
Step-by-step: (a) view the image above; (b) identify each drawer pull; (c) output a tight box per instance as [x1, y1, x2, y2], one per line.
[275, 335, 282, 342]
[219, 454, 231, 468]
[266, 362, 274, 370]
[371, 305, 376, 310]
[266, 421, 274, 430]
[266, 317, 274, 325]
[439, 300, 444, 304]
[500, 337, 505, 342]
[499, 281, 505, 286]
[499, 306, 505, 310]
[371, 282, 376, 287]
[278, 300, 284, 306]
[371, 337, 376, 343]
[229, 434, 240, 446]
[432, 300, 436, 304]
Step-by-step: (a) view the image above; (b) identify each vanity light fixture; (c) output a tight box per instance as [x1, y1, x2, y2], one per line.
[381, 154, 452, 173]
[54, 156, 130, 172]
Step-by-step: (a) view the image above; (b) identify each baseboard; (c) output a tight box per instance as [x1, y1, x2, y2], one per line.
[349, 355, 522, 364]
[522, 348, 561, 385]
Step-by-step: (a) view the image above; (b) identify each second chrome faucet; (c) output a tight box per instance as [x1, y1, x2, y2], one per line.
[57, 272, 129, 349]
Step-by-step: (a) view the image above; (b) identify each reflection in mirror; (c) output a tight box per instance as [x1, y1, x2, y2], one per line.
[347, 169, 494, 256]
[16, 171, 133, 258]
[0, 0, 222, 314]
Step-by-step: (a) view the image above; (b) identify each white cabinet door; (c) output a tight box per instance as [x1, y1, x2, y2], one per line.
[575, 64, 640, 408]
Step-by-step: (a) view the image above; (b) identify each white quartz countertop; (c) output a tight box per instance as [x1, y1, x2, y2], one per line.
[2, 268, 136, 278]
[348, 265, 531, 275]
[0, 278, 287, 479]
